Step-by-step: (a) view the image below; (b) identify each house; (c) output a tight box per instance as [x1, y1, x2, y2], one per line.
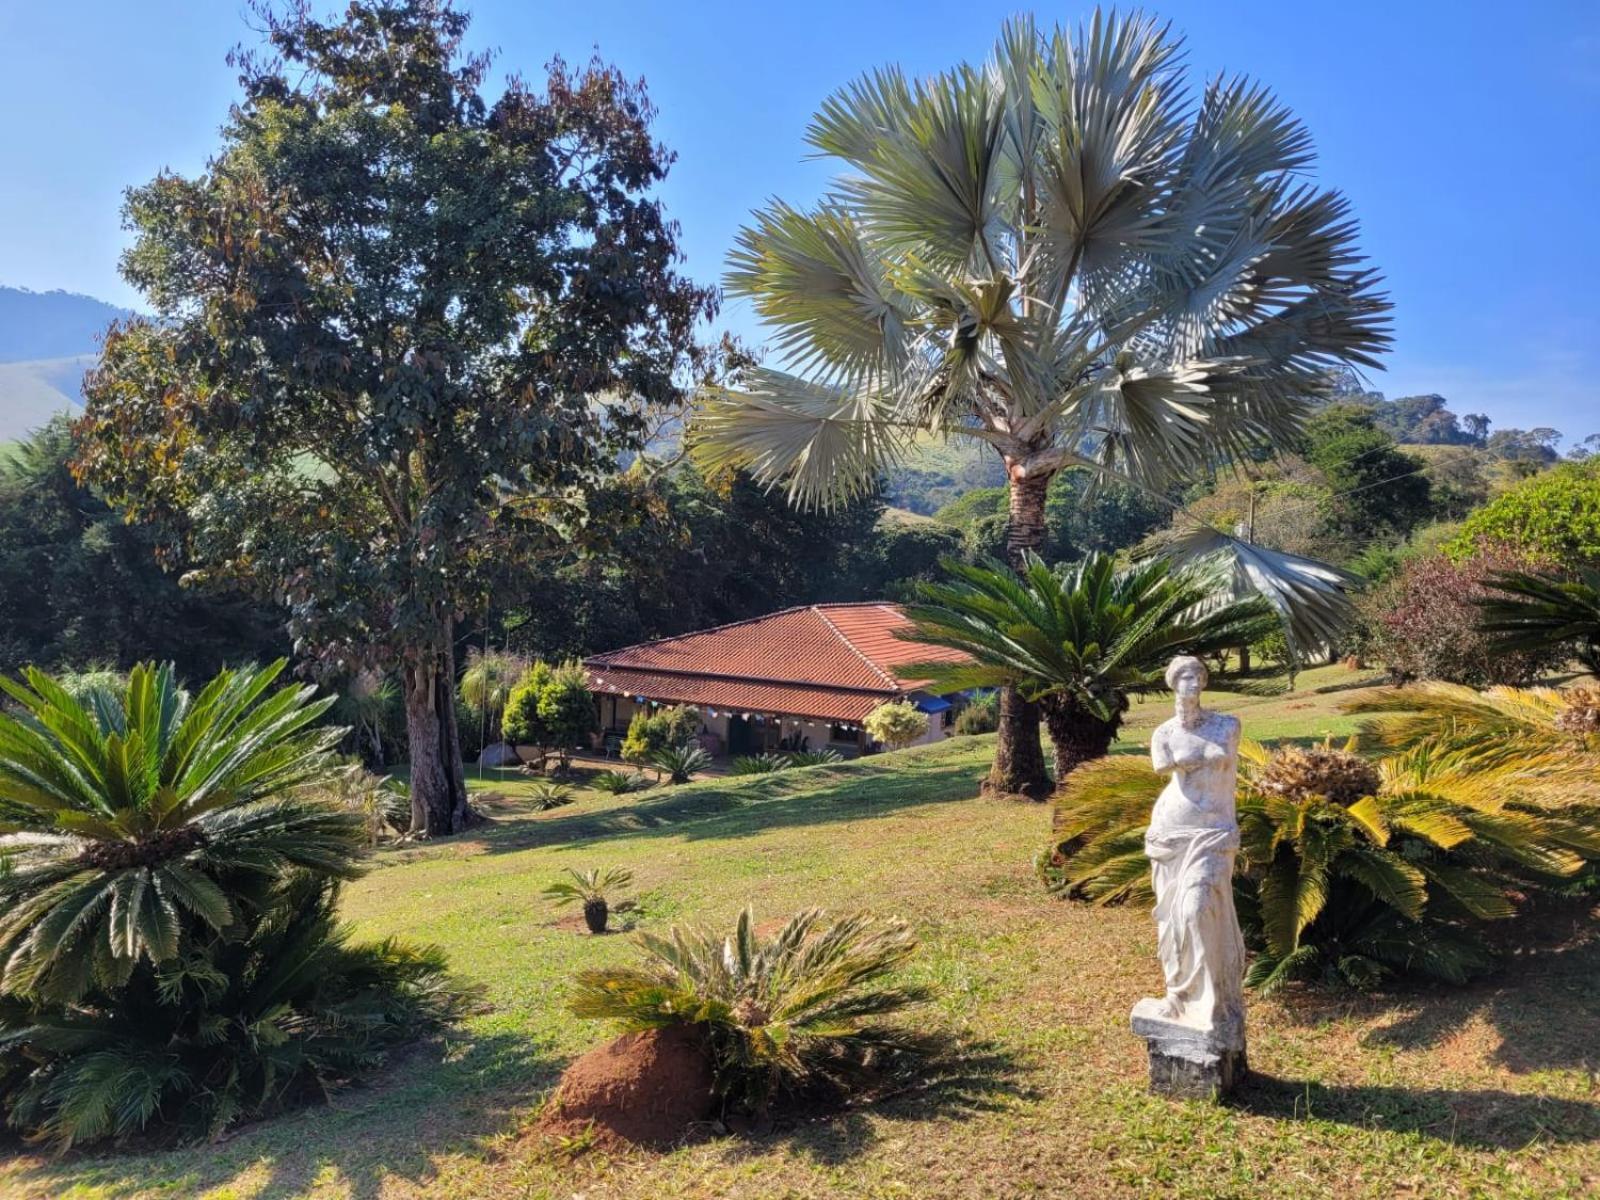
[583, 603, 971, 757]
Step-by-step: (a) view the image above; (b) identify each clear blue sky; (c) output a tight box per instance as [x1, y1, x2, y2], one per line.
[2, 1, 1597, 436]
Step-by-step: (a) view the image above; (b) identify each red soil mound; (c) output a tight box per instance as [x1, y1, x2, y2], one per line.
[541, 1025, 716, 1148]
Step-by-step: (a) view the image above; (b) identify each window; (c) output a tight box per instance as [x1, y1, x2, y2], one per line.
[829, 723, 858, 744]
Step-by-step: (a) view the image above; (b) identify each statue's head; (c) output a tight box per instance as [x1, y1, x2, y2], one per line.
[1165, 655, 1208, 702]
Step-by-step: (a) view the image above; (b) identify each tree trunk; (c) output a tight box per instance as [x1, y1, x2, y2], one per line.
[1039, 698, 1120, 784]
[986, 468, 1052, 800]
[403, 620, 474, 837]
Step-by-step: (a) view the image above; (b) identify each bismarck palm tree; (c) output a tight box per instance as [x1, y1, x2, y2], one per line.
[901, 552, 1275, 780]
[693, 11, 1390, 796]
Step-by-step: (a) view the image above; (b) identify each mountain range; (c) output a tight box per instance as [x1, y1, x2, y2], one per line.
[0, 287, 133, 441]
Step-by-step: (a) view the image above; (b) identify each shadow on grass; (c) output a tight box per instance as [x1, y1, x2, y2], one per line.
[721, 1041, 1031, 1168]
[1276, 903, 1600, 1077]
[464, 746, 995, 857]
[1231, 1072, 1600, 1148]
[2, 1030, 556, 1200]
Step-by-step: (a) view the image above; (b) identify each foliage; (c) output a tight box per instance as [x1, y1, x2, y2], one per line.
[621, 705, 701, 764]
[0, 877, 469, 1149]
[590, 769, 649, 796]
[528, 781, 576, 811]
[568, 907, 940, 1114]
[502, 660, 596, 768]
[786, 748, 844, 768]
[729, 753, 791, 776]
[458, 651, 530, 748]
[1358, 546, 1568, 686]
[1297, 404, 1433, 542]
[73, 3, 716, 835]
[1047, 738, 1600, 989]
[933, 468, 1170, 566]
[302, 761, 410, 845]
[0, 417, 286, 679]
[0, 662, 468, 1147]
[1446, 459, 1600, 564]
[901, 552, 1274, 774]
[863, 701, 926, 751]
[692, 10, 1390, 657]
[649, 742, 712, 785]
[1477, 566, 1600, 676]
[330, 668, 403, 769]
[0, 660, 350, 1002]
[542, 867, 633, 909]
[953, 691, 1000, 736]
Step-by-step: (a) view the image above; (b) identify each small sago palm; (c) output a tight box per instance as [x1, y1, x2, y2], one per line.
[1476, 566, 1600, 677]
[729, 753, 791, 776]
[649, 742, 712, 785]
[544, 867, 633, 934]
[569, 907, 940, 1114]
[529, 780, 575, 811]
[1047, 738, 1600, 989]
[590, 769, 648, 795]
[902, 552, 1275, 779]
[692, 11, 1390, 796]
[0, 661, 354, 1003]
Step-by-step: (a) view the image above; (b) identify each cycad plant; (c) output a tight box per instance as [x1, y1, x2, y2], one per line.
[544, 867, 633, 934]
[0, 661, 354, 1002]
[590, 769, 649, 796]
[0, 662, 467, 1147]
[693, 10, 1390, 796]
[649, 742, 712, 785]
[529, 780, 576, 811]
[902, 552, 1275, 779]
[1047, 738, 1600, 990]
[1476, 566, 1600, 677]
[730, 753, 792, 776]
[569, 908, 940, 1114]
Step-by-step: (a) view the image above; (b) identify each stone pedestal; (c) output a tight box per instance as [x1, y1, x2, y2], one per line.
[1131, 998, 1246, 1101]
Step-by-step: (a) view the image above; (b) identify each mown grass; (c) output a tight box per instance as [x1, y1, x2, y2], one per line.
[3, 671, 1596, 1199]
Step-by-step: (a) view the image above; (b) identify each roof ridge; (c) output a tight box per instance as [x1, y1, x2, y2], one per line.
[811, 605, 900, 688]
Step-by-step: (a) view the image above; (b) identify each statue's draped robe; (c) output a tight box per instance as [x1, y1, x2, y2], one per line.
[1145, 825, 1246, 1044]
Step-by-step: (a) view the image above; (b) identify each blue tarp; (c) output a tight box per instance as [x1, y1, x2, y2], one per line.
[914, 695, 953, 714]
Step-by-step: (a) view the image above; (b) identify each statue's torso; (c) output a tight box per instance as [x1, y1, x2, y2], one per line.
[1149, 712, 1240, 836]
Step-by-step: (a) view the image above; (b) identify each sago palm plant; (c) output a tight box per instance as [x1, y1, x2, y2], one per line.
[649, 742, 712, 785]
[1046, 738, 1600, 989]
[1477, 566, 1600, 677]
[902, 552, 1275, 778]
[569, 907, 940, 1114]
[0, 661, 354, 1003]
[692, 10, 1390, 796]
[544, 866, 633, 934]
[0, 876, 470, 1148]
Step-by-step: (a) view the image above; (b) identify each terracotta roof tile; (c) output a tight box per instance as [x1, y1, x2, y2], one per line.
[582, 603, 969, 722]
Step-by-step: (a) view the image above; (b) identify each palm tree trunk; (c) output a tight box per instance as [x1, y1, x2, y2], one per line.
[1039, 697, 1120, 783]
[403, 618, 474, 837]
[986, 468, 1052, 800]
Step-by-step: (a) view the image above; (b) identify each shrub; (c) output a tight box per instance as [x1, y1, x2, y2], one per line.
[529, 780, 576, 811]
[591, 769, 649, 795]
[502, 661, 556, 749]
[729, 752, 790, 775]
[1358, 546, 1568, 686]
[458, 650, 529, 747]
[621, 705, 701, 763]
[649, 742, 712, 784]
[0, 661, 468, 1147]
[502, 660, 597, 768]
[953, 691, 999, 735]
[1046, 737, 1600, 990]
[863, 700, 926, 750]
[544, 867, 633, 934]
[304, 760, 411, 844]
[569, 908, 941, 1114]
[1445, 458, 1600, 565]
[785, 748, 843, 768]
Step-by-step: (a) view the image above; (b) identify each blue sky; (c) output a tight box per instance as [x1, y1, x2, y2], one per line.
[2, 0, 1596, 437]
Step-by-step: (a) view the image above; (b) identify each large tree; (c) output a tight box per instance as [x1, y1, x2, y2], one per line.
[693, 11, 1390, 796]
[75, 1, 716, 835]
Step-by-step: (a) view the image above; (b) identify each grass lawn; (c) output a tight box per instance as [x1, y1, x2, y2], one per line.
[3, 670, 1597, 1199]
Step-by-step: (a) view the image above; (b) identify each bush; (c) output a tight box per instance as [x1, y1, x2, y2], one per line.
[529, 780, 576, 811]
[1045, 736, 1600, 990]
[863, 700, 926, 750]
[1446, 458, 1600, 565]
[621, 705, 702, 764]
[458, 650, 529, 747]
[953, 691, 999, 735]
[786, 748, 843, 768]
[502, 659, 597, 767]
[592, 769, 649, 795]
[568, 908, 942, 1114]
[730, 752, 791, 775]
[303, 760, 410, 844]
[0, 662, 468, 1146]
[1358, 546, 1569, 686]
[649, 742, 712, 784]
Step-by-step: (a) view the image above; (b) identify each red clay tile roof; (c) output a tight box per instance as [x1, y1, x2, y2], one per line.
[582, 603, 968, 721]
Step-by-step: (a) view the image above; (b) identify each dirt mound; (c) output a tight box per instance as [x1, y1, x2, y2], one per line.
[541, 1025, 716, 1148]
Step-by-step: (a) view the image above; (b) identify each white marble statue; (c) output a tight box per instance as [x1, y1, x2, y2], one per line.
[1132, 655, 1247, 1064]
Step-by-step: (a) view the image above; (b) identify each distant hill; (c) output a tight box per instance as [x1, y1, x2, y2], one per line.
[0, 287, 132, 440]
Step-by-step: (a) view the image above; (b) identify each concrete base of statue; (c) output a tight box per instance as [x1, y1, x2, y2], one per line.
[1130, 997, 1247, 1101]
